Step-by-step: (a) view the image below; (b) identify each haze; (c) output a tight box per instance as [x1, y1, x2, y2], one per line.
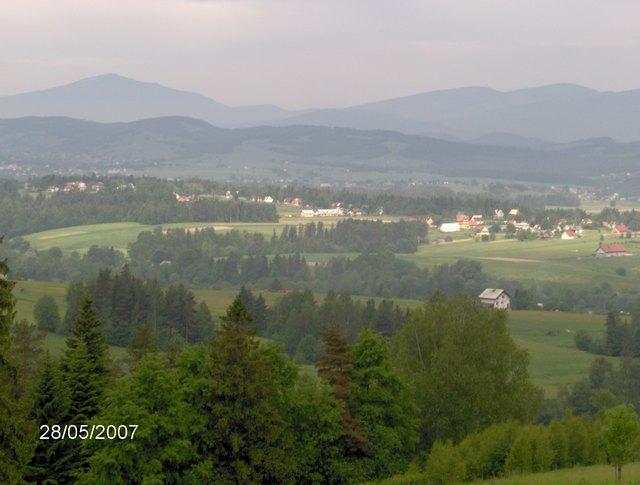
[1, 0, 640, 109]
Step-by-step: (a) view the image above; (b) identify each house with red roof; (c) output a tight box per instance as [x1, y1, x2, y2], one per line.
[611, 224, 630, 236]
[561, 229, 576, 240]
[594, 244, 631, 258]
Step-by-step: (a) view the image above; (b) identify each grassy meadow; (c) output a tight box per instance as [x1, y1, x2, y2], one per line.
[13, 280, 610, 396]
[379, 462, 640, 484]
[22, 212, 402, 255]
[400, 229, 640, 292]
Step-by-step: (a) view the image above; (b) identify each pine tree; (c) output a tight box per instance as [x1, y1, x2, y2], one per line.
[26, 355, 73, 483]
[9, 319, 45, 397]
[317, 326, 367, 454]
[195, 296, 294, 482]
[0, 242, 33, 483]
[127, 322, 157, 365]
[62, 295, 110, 478]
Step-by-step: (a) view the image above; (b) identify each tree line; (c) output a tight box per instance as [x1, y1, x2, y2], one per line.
[0, 177, 277, 237]
[1, 244, 543, 483]
[3, 241, 639, 483]
[128, 219, 427, 267]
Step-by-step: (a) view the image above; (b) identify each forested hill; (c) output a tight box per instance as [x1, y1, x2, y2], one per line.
[2, 116, 640, 182]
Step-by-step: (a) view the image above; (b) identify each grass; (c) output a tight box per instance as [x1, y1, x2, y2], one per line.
[377, 462, 640, 484]
[12, 280, 611, 396]
[399, 230, 640, 292]
[477, 462, 640, 484]
[21, 212, 402, 254]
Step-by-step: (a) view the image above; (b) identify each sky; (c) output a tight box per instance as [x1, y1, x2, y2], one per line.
[1, 0, 639, 109]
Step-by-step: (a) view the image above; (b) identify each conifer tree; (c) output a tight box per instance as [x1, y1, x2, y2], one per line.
[317, 326, 367, 454]
[9, 319, 45, 397]
[0, 242, 32, 483]
[127, 322, 157, 365]
[26, 355, 72, 483]
[62, 295, 110, 478]
[195, 296, 294, 482]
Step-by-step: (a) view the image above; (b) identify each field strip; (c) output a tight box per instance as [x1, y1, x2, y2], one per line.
[38, 230, 89, 240]
[476, 256, 543, 263]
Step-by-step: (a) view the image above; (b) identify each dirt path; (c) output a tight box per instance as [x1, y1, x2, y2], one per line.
[477, 256, 543, 263]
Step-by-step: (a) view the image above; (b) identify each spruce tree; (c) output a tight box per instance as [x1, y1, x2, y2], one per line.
[127, 322, 157, 365]
[317, 326, 367, 454]
[196, 296, 294, 482]
[0, 243, 32, 483]
[26, 355, 72, 484]
[62, 295, 110, 478]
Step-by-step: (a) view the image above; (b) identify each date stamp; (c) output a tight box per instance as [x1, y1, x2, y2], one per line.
[39, 424, 138, 440]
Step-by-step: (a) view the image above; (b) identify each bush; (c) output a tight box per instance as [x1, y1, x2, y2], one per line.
[424, 440, 466, 484]
[33, 295, 60, 332]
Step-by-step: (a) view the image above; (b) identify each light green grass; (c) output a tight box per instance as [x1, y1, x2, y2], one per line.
[13, 281, 610, 395]
[378, 462, 640, 484]
[479, 462, 640, 484]
[21, 214, 403, 254]
[399, 230, 640, 292]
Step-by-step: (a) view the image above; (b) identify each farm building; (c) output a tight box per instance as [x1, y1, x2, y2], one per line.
[478, 288, 511, 310]
[440, 222, 461, 233]
[611, 224, 630, 236]
[594, 244, 631, 257]
[561, 229, 576, 240]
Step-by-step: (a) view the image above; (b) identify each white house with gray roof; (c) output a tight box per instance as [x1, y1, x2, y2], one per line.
[478, 288, 511, 310]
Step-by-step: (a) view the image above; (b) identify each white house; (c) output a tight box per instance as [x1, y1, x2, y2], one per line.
[561, 229, 576, 240]
[439, 222, 461, 233]
[479, 288, 511, 310]
[263, 196, 274, 204]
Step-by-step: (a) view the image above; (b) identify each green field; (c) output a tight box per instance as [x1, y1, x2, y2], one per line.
[381, 462, 640, 484]
[478, 462, 640, 484]
[22, 214, 400, 254]
[399, 230, 640, 292]
[13, 280, 610, 396]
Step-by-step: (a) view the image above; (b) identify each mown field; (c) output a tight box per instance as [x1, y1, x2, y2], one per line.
[13, 280, 609, 396]
[379, 462, 640, 484]
[22, 213, 401, 254]
[399, 230, 640, 292]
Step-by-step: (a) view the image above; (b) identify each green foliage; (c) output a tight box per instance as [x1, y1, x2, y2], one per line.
[603, 405, 640, 481]
[26, 355, 73, 483]
[33, 294, 61, 332]
[0, 241, 34, 483]
[424, 440, 466, 485]
[189, 296, 297, 482]
[80, 354, 198, 484]
[349, 330, 419, 478]
[391, 293, 541, 444]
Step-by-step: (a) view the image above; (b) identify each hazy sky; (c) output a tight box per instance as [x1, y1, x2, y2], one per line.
[1, 0, 639, 109]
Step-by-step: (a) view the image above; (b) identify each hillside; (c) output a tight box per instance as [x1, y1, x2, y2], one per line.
[3, 75, 640, 143]
[2, 116, 640, 183]
[285, 84, 640, 142]
[0, 74, 291, 126]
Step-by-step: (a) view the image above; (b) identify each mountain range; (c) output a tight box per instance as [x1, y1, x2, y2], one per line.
[2, 116, 640, 183]
[2, 74, 640, 143]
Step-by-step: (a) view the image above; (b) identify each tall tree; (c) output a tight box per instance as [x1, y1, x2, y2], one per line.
[0, 241, 33, 483]
[62, 295, 111, 478]
[193, 296, 295, 482]
[316, 326, 367, 454]
[603, 405, 640, 481]
[349, 329, 419, 479]
[391, 293, 541, 444]
[9, 319, 45, 397]
[33, 295, 61, 333]
[26, 355, 72, 483]
[80, 354, 198, 483]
